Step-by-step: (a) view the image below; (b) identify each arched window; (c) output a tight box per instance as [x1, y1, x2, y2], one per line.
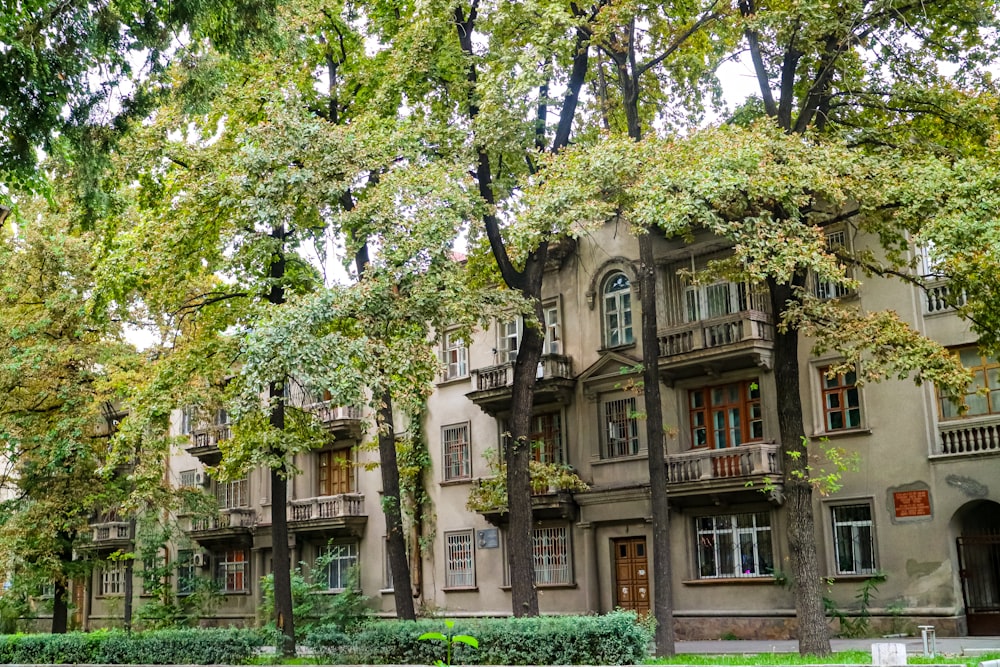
[603, 272, 633, 347]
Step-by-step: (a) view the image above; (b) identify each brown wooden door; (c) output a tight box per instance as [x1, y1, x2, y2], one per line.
[614, 537, 650, 613]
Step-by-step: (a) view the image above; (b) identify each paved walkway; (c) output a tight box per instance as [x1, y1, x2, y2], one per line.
[674, 637, 1000, 656]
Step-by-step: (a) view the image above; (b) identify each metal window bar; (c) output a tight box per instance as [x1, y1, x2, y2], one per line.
[443, 424, 471, 479]
[696, 512, 773, 579]
[445, 531, 475, 588]
[605, 398, 639, 458]
[533, 526, 571, 584]
[323, 543, 358, 590]
[832, 504, 877, 574]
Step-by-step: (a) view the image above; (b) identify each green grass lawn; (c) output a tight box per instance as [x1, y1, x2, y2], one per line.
[647, 651, 1000, 666]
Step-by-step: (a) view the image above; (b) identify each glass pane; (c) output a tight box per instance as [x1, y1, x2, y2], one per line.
[828, 411, 844, 430]
[846, 387, 860, 407]
[847, 408, 861, 428]
[826, 393, 841, 409]
[748, 382, 760, 399]
[757, 530, 773, 574]
[960, 348, 982, 368]
[711, 388, 725, 406]
[690, 391, 705, 409]
[750, 421, 763, 439]
[694, 427, 707, 446]
[967, 392, 988, 415]
[973, 370, 987, 391]
[990, 368, 1000, 390]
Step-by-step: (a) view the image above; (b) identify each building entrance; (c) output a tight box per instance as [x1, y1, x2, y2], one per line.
[956, 500, 1000, 635]
[613, 537, 649, 613]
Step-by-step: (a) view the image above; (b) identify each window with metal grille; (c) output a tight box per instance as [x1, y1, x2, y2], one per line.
[604, 397, 639, 458]
[689, 379, 762, 448]
[445, 531, 475, 588]
[216, 477, 249, 508]
[323, 542, 358, 591]
[696, 512, 773, 578]
[318, 449, 353, 495]
[603, 272, 633, 347]
[939, 347, 1000, 419]
[821, 367, 862, 431]
[179, 469, 198, 487]
[100, 560, 125, 596]
[215, 549, 247, 593]
[832, 504, 877, 575]
[533, 525, 571, 585]
[181, 406, 196, 435]
[443, 423, 471, 480]
[442, 331, 468, 380]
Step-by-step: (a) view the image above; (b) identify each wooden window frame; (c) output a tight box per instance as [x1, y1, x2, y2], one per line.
[820, 367, 862, 431]
[318, 448, 354, 496]
[688, 379, 762, 449]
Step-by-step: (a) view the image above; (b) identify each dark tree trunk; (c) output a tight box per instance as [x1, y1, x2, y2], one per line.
[620, 53, 676, 657]
[123, 556, 134, 632]
[267, 224, 295, 656]
[377, 395, 417, 620]
[768, 277, 831, 656]
[638, 233, 675, 656]
[51, 534, 72, 633]
[51, 580, 68, 633]
[506, 278, 547, 617]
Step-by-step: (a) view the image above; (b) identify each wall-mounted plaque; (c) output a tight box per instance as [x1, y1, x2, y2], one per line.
[893, 489, 931, 518]
[477, 528, 499, 549]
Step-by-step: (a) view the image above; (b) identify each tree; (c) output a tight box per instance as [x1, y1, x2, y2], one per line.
[0, 0, 276, 216]
[0, 187, 136, 632]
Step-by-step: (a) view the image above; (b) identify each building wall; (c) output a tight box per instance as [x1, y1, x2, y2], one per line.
[82, 219, 999, 638]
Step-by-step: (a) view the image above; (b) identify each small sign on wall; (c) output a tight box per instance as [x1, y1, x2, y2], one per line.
[477, 528, 499, 549]
[893, 489, 931, 518]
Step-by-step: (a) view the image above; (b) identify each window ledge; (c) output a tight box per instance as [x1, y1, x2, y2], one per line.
[220, 590, 250, 596]
[443, 586, 479, 593]
[379, 588, 394, 595]
[683, 577, 776, 585]
[812, 427, 872, 439]
[825, 573, 883, 582]
[598, 343, 637, 356]
[440, 478, 474, 487]
[500, 583, 576, 591]
[591, 453, 648, 466]
[437, 375, 471, 387]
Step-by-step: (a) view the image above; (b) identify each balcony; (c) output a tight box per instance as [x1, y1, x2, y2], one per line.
[88, 521, 131, 550]
[936, 414, 1000, 457]
[186, 424, 231, 465]
[658, 311, 774, 379]
[466, 354, 575, 414]
[288, 493, 367, 538]
[471, 482, 579, 526]
[925, 279, 967, 315]
[186, 508, 256, 545]
[303, 401, 363, 440]
[665, 442, 783, 505]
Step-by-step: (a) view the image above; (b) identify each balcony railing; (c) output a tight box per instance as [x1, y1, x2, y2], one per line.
[666, 442, 781, 484]
[472, 354, 573, 392]
[302, 401, 362, 425]
[658, 310, 773, 358]
[190, 424, 231, 448]
[938, 414, 1000, 456]
[92, 521, 130, 542]
[190, 508, 256, 532]
[289, 494, 365, 521]
[925, 279, 967, 314]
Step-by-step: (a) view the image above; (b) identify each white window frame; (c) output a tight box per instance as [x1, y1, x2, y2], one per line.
[603, 396, 640, 458]
[177, 550, 196, 596]
[180, 406, 196, 435]
[543, 301, 562, 355]
[602, 272, 633, 348]
[215, 548, 248, 593]
[216, 476, 249, 508]
[179, 469, 198, 488]
[695, 511, 774, 579]
[442, 422, 471, 481]
[831, 503, 878, 575]
[533, 525, 572, 585]
[100, 560, 125, 596]
[498, 319, 521, 363]
[382, 537, 394, 591]
[444, 530, 476, 589]
[441, 330, 468, 381]
[323, 542, 359, 592]
[814, 230, 854, 299]
[684, 281, 748, 322]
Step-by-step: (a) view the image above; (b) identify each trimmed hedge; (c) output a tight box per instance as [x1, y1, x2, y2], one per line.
[0, 627, 266, 664]
[308, 611, 652, 665]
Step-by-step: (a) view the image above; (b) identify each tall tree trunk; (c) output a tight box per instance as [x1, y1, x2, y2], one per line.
[51, 534, 72, 633]
[507, 283, 547, 617]
[623, 59, 675, 657]
[377, 395, 417, 620]
[353, 243, 417, 620]
[768, 277, 831, 656]
[267, 224, 295, 656]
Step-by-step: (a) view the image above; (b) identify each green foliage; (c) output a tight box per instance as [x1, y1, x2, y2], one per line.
[418, 619, 479, 667]
[824, 573, 886, 638]
[0, 627, 266, 664]
[309, 611, 650, 665]
[466, 449, 588, 513]
[260, 559, 371, 642]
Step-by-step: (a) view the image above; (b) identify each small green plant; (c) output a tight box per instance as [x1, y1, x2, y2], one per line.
[824, 572, 885, 638]
[418, 619, 479, 667]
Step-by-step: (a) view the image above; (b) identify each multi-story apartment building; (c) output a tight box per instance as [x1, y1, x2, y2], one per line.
[79, 219, 1000, 638]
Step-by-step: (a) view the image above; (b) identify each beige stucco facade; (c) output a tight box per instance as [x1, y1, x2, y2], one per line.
[78, 219, 1000, 638]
